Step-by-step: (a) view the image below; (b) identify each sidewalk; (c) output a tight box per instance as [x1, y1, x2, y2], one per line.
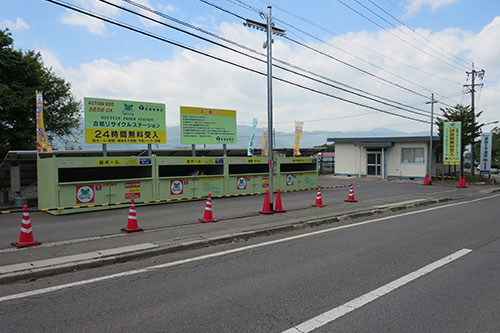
[1, 179, 498, 283]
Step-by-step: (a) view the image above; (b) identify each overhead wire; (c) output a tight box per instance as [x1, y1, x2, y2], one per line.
[230, 0, 464, 105]
[365, 0, 471, 68]
[199, 0, 441, 105]
[336, 0, 466, 72]
[45, 0, 430, 125]
[351, 0, 469, 70]
[109, 0, 431, 117]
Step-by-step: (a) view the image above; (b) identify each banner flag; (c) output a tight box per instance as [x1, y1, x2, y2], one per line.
[248, 118, 257, 156]
[443, 121, 461, 165]
[262, 127, 268, 157]
[294, 121, 304, 156]
[36, 91, 53, 153]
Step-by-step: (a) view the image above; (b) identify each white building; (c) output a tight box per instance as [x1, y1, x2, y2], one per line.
[328, 136, 440, 179]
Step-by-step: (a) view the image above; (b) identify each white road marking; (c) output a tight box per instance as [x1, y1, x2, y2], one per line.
[0, 194, 497, 303]
[281, 248, 473, 333]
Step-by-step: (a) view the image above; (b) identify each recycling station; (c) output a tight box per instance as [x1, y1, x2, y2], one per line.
[36, 150, 320, 214]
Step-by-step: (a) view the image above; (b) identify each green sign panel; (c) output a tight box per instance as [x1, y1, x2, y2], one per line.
[180, 106, 236, 144]
[443, 121, 461, 165]
[84, 97, 166, 144]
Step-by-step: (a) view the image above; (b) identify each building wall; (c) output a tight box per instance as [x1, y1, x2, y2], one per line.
[335, 143, 366, 176]
[386, 142, 427, 178]
[334, 141, 434, 178]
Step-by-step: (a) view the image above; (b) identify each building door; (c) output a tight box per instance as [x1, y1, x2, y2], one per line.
[367, 150, 382, 176]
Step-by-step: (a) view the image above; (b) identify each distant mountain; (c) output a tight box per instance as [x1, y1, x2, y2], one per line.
[52, 123, 429, 151]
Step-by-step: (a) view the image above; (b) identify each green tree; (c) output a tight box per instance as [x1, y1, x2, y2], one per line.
[435, 104, 482, 174]
[0, 29, 81, 157]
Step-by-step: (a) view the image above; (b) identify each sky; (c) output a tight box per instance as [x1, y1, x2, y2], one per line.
[2, 0, 500, 143]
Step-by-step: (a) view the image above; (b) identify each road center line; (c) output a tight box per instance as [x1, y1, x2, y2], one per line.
[281, 248, 473, 333]
[0, 194, 497, 303]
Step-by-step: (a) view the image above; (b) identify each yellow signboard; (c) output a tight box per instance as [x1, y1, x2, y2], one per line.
[180, 106, 236, 144]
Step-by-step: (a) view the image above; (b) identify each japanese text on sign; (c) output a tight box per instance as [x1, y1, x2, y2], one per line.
[180, 106, 236, 144]
[84, 97, 166, 144]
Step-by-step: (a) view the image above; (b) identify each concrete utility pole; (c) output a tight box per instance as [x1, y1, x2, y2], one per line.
[244, 7, 285, 211]
[425, 93, 438, 182]
[464, 63, 485, 177]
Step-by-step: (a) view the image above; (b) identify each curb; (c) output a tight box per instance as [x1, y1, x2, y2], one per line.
[0, 196, 452, 284]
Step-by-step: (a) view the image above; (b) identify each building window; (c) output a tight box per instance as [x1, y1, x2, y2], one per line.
[401, 148, 425, 164]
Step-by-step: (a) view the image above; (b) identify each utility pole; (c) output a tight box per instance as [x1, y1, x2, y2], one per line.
[425, 93, 437, 184]
[244, 7, 285, 212]
[464, 63, 485, 177]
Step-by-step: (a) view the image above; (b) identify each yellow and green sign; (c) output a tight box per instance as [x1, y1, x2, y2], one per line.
[180, 106, 236, 144]
[84, 97, 166, 144]
[443, 121, 461, 165]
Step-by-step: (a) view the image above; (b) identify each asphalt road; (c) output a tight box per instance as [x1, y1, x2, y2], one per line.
[0, 178, 465, 246]
[0, 190, 499, 332]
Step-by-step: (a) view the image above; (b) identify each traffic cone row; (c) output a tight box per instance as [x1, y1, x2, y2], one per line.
[457, 176, 467, 188]
[11, 205, 41, 248]
[199, 193, 217, 223]
[345, 183, 358, 203]
[423, 174, 432, 185]
[10, 184, 365, 248]
[121, 198, 144, 233]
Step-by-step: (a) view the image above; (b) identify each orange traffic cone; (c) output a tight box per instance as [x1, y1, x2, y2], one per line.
[259, 189, 274, 215]
[312, 185, 326, 207]
[423, 174, 432, 185]
[12, 205, 41, 248]
[345, 183, 358, 202]
[199, 193, 217, 223]
[274, 189, 286, 213]
[121, 198, 144, 233]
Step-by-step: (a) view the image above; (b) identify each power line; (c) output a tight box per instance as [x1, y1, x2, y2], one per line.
[46, 0, 430, 125]
[110, 0, 431, 116]
[352, 0, 469, 70]
[365, 0, 471, 67]
[197, 0, 437, 101]
[336, 0, 466, 72]
[257, 0, 464, 88]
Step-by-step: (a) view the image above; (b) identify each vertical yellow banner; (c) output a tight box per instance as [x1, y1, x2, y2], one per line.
[262, 127, 268, 157]
[294, 121, 304, 156]
[36, 91, 53, 153]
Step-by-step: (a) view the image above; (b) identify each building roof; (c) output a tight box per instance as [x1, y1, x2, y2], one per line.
[327, 136, 440, 143]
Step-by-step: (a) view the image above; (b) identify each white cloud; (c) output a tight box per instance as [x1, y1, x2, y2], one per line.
[1, 17, 30, 31]
[405, 0, 458, 16]
[58, 0, 121, 35]
[41, 17, 500, 136]
[60, 11, 107, 35]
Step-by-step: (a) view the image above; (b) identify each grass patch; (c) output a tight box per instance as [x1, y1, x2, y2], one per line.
[390, 206, 407, 211]
[348, 211, 375, 219]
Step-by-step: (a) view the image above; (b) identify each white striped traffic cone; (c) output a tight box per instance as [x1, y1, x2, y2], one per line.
[312, 185, 326, 207]
[12, 205, 41, 248]
[199, 193, 217, 223]
[121, 198, 144, 233]
[345, 183, 358, 202]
